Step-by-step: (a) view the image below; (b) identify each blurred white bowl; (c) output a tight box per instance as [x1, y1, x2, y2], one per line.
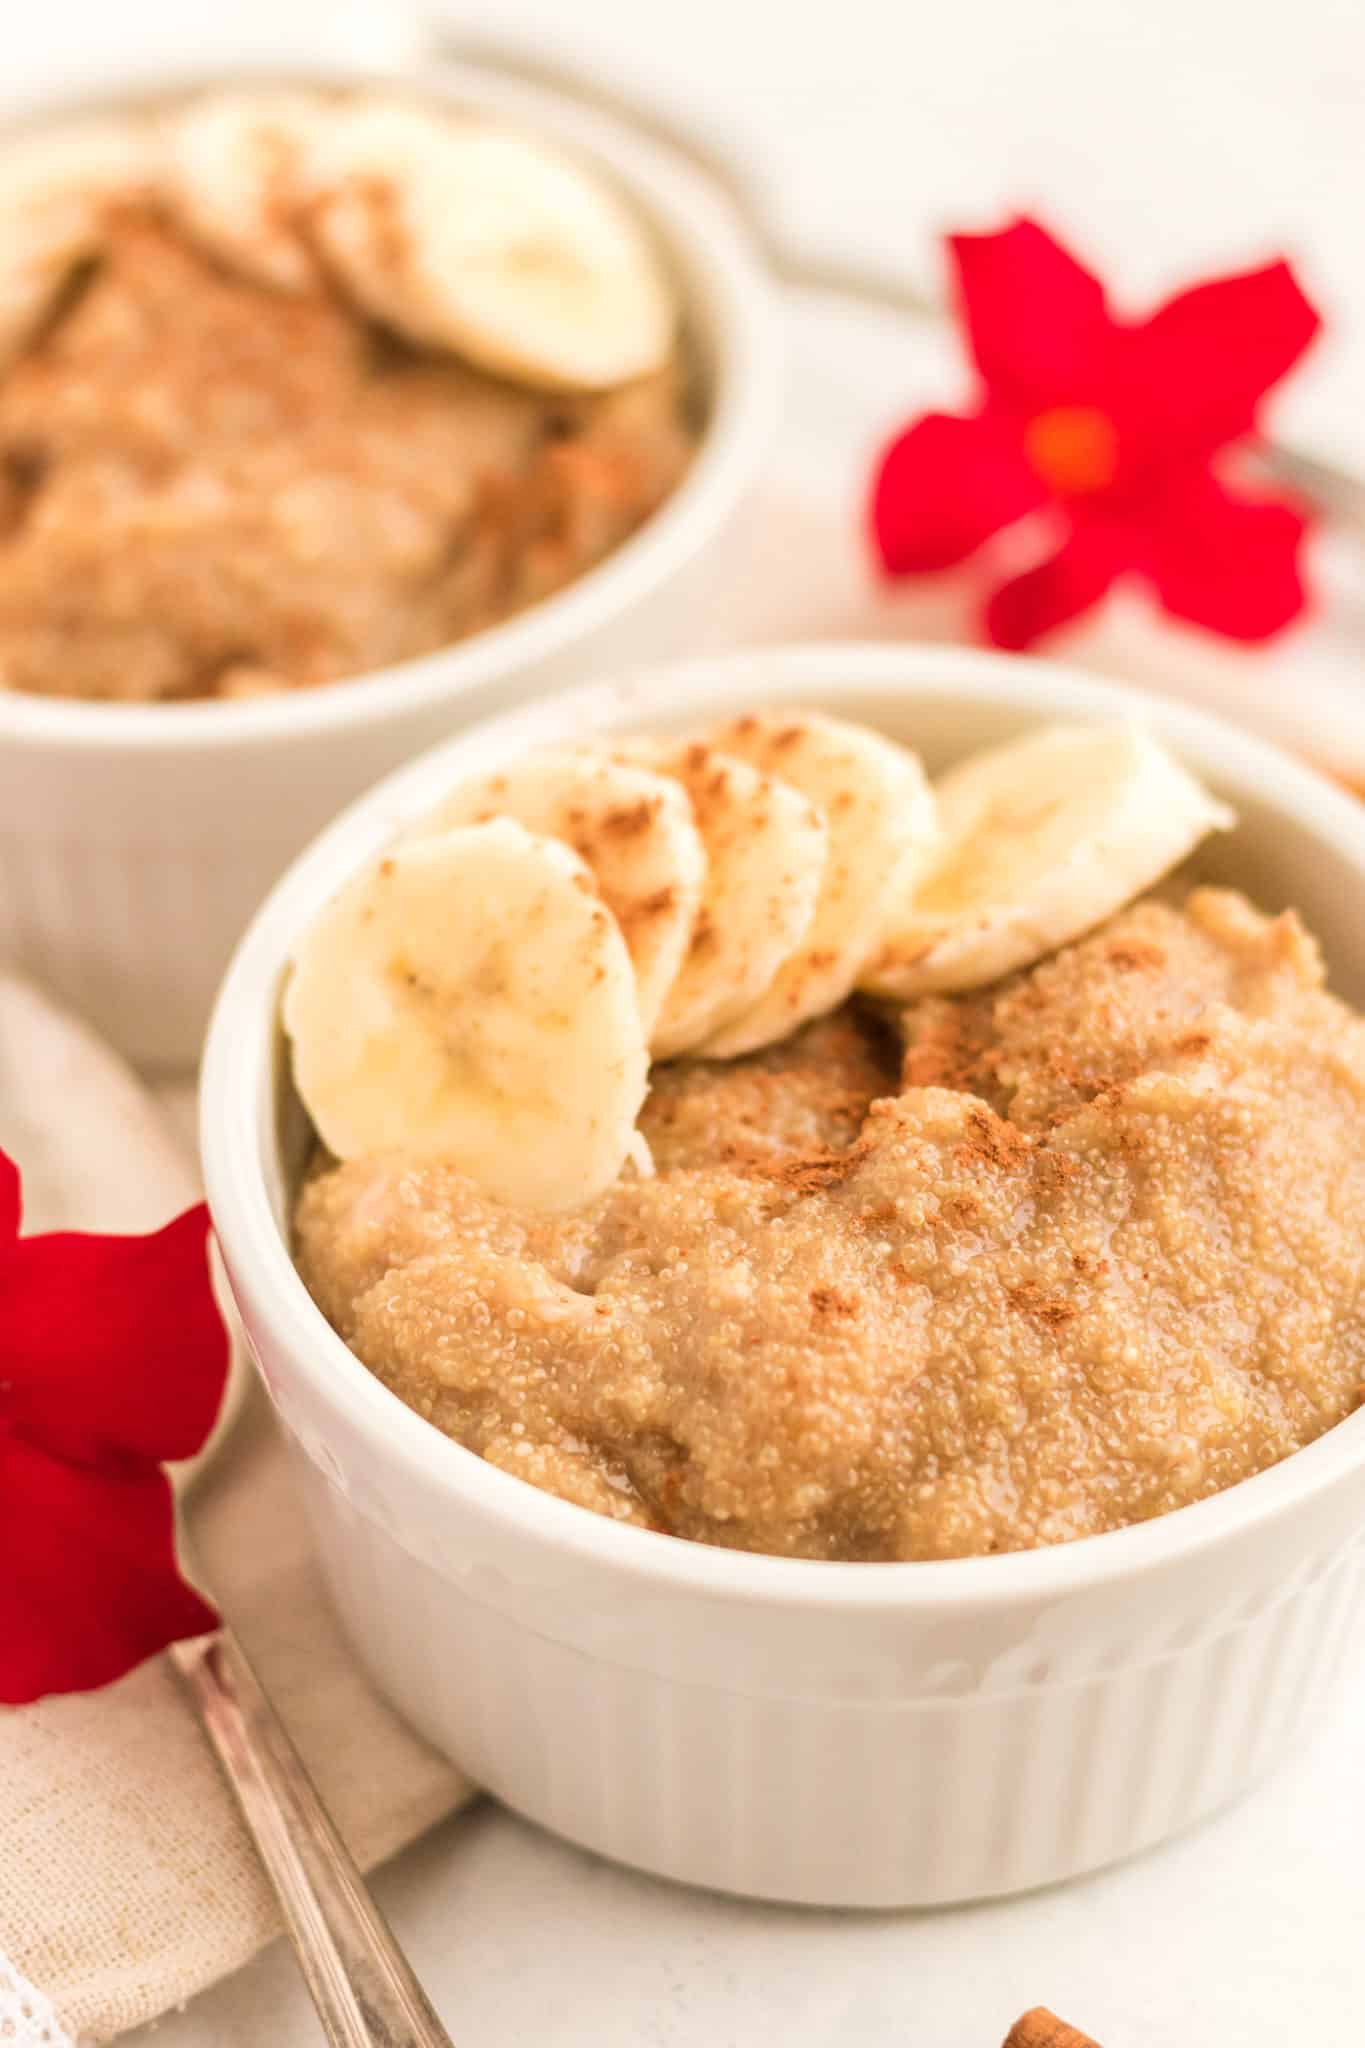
[0, 60, 776, 1068]
[202, 643, 1365, 1908]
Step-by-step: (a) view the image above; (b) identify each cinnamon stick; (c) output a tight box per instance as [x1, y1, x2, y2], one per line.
[1002, 2009, 1102, 2048]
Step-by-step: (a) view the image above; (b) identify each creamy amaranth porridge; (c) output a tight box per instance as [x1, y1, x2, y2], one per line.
[296, 886, 1365, 1562]
[0, 103, 692, 703]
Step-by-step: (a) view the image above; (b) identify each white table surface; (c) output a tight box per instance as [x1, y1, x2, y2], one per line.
[143, 1661, 1365, 2048]
[6, 5, 1363, 2041]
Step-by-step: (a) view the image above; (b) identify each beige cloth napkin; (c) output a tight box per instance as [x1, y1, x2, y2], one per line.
[0, 976, 473, 2044]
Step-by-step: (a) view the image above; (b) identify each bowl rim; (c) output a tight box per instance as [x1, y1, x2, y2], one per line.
[0, 57, 776, 754]
[201, 640, 1365, 1614]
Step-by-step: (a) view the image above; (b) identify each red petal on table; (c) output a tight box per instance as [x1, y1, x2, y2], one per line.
[948, 218, 1115, 408]
[871, 410, 1044, 573]
[0, 1203, 228, 1465]
[0, 1434, 215, 1704]
[1119, 260, 1322, 462]
[0, 1147, 19, 1245]
[1146, 469, 1311, 642]
[985, 521, 1123, 649]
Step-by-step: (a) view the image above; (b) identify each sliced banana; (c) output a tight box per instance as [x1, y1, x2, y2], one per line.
[696, 711, 939, 1059]
[0, 118, 156, 365]
[862, 723, 1235, 1000]
[312, 107, 674, 388]
[158, 90, 328, 292]
[624, 739, 829, 1059]
[283, 819, 649, 1211]
[422, 749, 706, 1039]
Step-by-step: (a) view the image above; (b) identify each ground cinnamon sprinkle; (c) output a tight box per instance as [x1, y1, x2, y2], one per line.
[600, 799, 660, 839]
[771, 1146, 864, 1195]
[1035, 1150, 1080, 1191]
[352, 173, 413, 284]
[809, 1285, 859, 1319]
[1104, 940, 1167, 971]
[636, 885, 678, 920]
[1007, 1281, 1078, 1329]
[901, 1008, 983, 1091]
[1044, 1049, 1102, 1094]
[956, 1104, 1032, 1172]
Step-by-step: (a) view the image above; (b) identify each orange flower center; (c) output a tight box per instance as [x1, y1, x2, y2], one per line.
[1023, 404, 1119, 495]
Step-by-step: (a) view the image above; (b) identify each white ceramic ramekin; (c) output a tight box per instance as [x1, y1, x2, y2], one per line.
[202, 645, 1365, 1908]
[0, 61, 776, 1070]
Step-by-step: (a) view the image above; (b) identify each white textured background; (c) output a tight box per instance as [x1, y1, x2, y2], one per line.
[13, 0, 1365, 473]
[434, 0, 1365, 470]
[7, 5, 1365, 2043]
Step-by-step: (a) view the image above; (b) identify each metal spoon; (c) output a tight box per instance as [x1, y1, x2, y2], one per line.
[169, 1341, 455, 2048]
[170, 1625, 455, 2048]
[168, 1222, 453, 2046]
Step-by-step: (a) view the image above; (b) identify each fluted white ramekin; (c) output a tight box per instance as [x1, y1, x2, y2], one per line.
[0, 61, 776, 1070]
[202, 645, 1365, 1908]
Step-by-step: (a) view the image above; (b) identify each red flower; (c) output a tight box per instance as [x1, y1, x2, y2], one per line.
[0, 1149, 228, 1705]
[870, 217, 1321, 649]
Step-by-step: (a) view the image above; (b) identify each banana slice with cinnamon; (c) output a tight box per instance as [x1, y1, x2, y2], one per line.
[283, 819, 650, 1211]
[311, 106, 675, 387]
[696, 711, 938, 1057]
[862, 723, 1233, 999]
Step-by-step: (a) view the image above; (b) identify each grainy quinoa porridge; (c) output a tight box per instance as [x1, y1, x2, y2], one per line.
[286, 716, 1365, 1561]
[0, 92, 693, 702]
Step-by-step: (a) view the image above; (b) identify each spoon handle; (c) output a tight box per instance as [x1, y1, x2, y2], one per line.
[173, 1628, 456, 2048]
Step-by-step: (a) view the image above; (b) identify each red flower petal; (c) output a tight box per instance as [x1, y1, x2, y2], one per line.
[1119, 260, 1321, 464]
[0, 1434, 215, 1704]
[0, 1204, 227, 1466]
[868, 216, 1321, 648]
[985, 521, 1124, 649]
[1145, 469, 1311, 642]
[0, 1147, 19, 1244]
[871, 411, 1044, 573]
[948, 218, 1115, 409]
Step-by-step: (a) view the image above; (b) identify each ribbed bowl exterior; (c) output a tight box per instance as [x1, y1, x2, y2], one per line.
[282, 1440, 1365, 1906]
[0, 811, 300, 1072]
